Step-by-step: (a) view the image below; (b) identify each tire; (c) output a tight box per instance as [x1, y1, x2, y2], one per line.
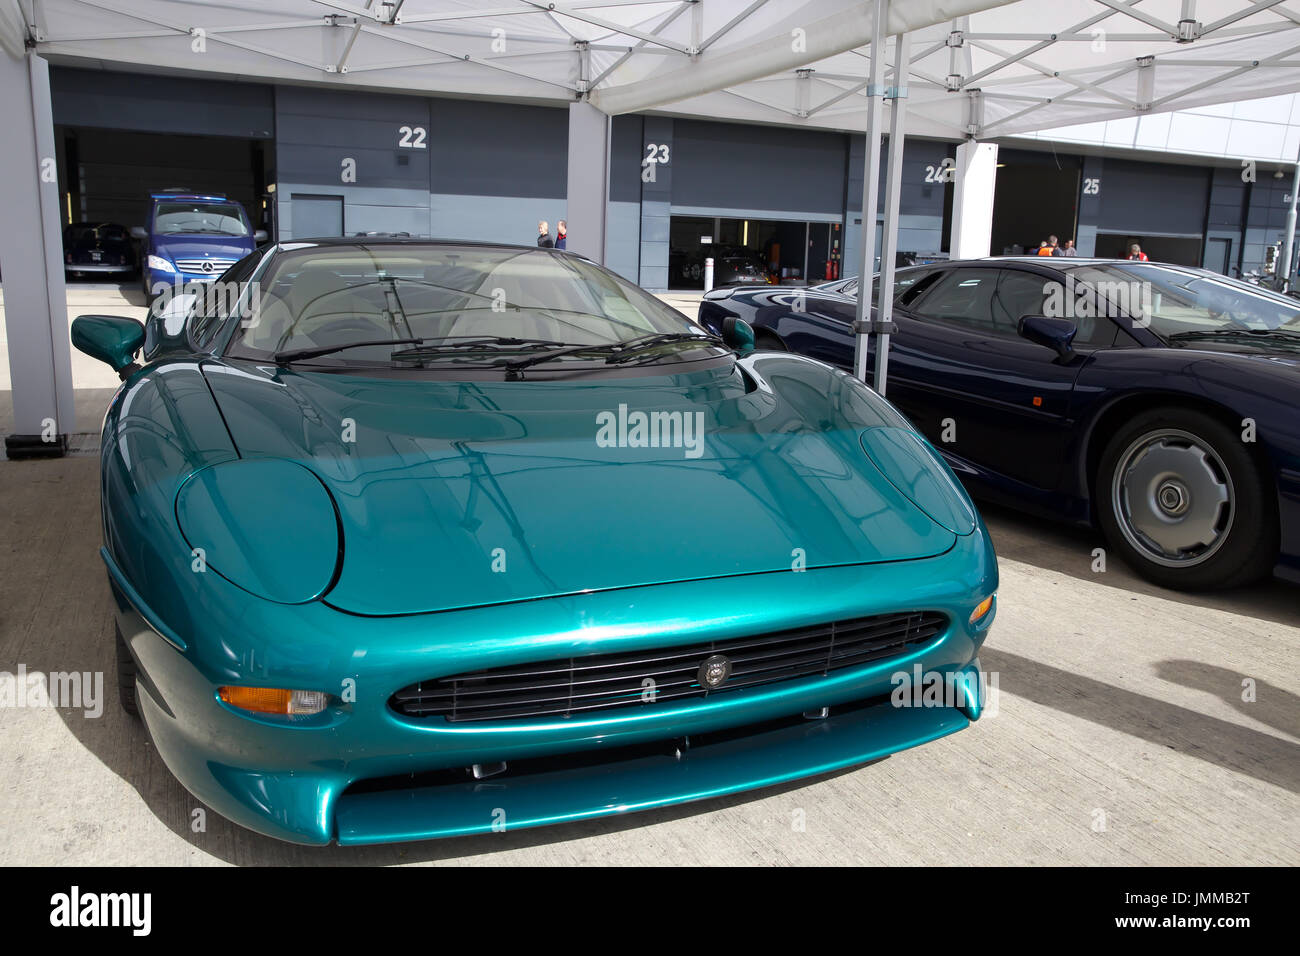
[115, 623, 141, 719]
[1096, 407, 1277, 590]
[754, 329, 787, 351]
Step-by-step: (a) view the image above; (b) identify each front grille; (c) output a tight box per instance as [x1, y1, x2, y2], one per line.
[174, 257, 235, 275]
[390, 611, 948, 723]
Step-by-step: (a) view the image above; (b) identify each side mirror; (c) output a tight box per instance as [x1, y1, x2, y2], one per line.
[1018, 314, 1077, 360]
[71, 315, 146, 378]
[720, 316, 756, 353]
[129, 226, 148, 240]
[253, 229, 268, 242]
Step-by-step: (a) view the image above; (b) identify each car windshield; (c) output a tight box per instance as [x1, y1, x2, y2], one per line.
[66, 223, 125, 242]
[226, 244, 712, 366]
[1070, 264, 1300, 337]
[154, 202, 249, 237]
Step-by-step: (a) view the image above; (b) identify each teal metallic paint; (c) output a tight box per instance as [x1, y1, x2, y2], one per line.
[103, 376, 997, 842]
[81, 244, 998, 845]
[335, 691, 972, 844]
[199, 356, 957, 615]
[117, 526, 994, 845]
[70, 314, 145, 374]
[861, 428, 979, 536]
[102, 547, 187, 651]
[175, 459, 341, 604]
[721, 316, 756, 353]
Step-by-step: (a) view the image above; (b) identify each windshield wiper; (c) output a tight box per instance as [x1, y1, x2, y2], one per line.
[274, 337, 424, 364]
[389, 336, 573, 361]
[275, 335, 575, 365]
[501, 332, 721, 378]
[603, 332, 722, 364]
[1169, 328, 1300, 342]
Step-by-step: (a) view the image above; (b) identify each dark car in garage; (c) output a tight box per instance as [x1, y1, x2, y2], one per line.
[698, 257, 1300, 591]
[713, 255, 773, 288]
[62, 221, 137, 278]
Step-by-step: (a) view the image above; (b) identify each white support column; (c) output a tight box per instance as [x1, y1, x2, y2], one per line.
[0, 50, 75, 458]
[852, 0, 888, 382]
[565, 100, 611, 264]
[950, 140, 998, 260]
[1283, 153, 1299, 291]
[872, 30, 911, 397]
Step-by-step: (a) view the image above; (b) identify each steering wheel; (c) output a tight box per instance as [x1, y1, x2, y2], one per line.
[293, 315, 395, 346]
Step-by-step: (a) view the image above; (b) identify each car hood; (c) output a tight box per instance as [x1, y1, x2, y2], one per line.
[199, 355, 958, 615]
[1172, 341, 1300, 365]
[152, 236, 252, 260]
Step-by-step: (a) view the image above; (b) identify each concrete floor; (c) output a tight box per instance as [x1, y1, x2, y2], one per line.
[0, 281, 1297, 865]
[0, 281, 139, 444]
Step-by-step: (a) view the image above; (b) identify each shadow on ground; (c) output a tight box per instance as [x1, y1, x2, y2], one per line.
[978, 500, 1300, 628]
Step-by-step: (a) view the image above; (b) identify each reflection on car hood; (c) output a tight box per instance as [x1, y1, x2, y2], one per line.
[200, 356, 956, 614]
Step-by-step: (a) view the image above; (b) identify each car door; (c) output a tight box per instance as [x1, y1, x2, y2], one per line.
[883, 265, 1099, 493]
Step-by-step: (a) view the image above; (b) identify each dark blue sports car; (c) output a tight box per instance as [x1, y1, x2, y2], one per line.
[699, 258, 1300, 590]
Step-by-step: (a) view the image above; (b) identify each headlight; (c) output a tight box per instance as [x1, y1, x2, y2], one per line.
[147, 254, 175, 273]
[860, 427, 978, 535]
[176, 459, 340, 604]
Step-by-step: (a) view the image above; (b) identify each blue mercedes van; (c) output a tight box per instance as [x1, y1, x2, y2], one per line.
[132, 192, 265, 301]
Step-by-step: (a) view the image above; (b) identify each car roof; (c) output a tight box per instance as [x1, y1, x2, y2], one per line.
[926, 256, 1225, 283]
[825, 258, 1222, 288]
[974, 255, 1205, 273]
[275, 236, 594, 258]
[150, 193, 232, 202]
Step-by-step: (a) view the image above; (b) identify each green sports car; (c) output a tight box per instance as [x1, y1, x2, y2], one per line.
[71, 238, 997, 845]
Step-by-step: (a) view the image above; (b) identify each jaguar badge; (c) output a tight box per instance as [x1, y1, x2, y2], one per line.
[698, 654, 731, 689]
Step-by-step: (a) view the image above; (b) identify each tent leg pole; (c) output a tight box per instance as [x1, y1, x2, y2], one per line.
[1283, 159, 1299, 291]
[853, 0, 888, 384]
[873, 31, 911, 398]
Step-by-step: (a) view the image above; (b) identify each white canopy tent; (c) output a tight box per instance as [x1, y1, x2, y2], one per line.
[4, 0, 1300, 450]
[9, 0, 1300, 139]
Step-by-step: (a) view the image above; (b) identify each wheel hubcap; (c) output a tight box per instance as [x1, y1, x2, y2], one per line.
[1110, 429, 1233, 568]
[1156, 479, 1189, 516]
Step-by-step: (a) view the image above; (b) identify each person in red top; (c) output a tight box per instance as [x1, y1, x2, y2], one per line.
[1128, 243, 1149, 261]
[1037, 235, 1061, 256]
